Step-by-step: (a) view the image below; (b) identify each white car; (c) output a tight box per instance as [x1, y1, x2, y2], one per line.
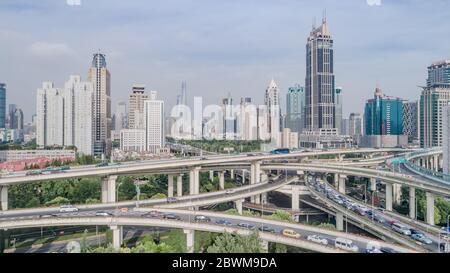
[225, 189, 235, 194]
[59, 205, 79, 213]
[307, 235, 328, 245]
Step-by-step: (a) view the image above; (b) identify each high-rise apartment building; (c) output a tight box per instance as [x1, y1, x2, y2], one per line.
[286, 85, 305, 133]
[238, 97, 257, 141]
[349, 113, 363, 137]
[36, 77, 94, 155]
[36, 82, 65, 147]
[144, 93, 165, 153]
[128, 84, 148, 130]
[305, 17, 336, 132]
[0, 84, 6, 129]
[88, 52, 111, 157]
[420, 86, 450, 148]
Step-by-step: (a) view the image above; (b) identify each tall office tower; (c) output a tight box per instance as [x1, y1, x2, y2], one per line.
[8, 104, 24, 130]
[348, 113, 362, 137]
[128, 84, 148, 130]
[0, 84, 5, 129]
[402, 101, 419, 143]
[36, 82, 65, 147]
[341, 118, 350, 135]
[88, 52, 111, 157]
[63, 76, 94, 155]
[286, 85, 305, 133]
[420, 86, 450, 148]
[365, 87, 404, 135]
[335, 87, 343, 134]
[305, 16, 336, 132]
[144, 92, 165, 153]
[222, 93, 236, 140]
[180, 81, 188, 106]
[7, 104, 16, 129]
[238, 97, 257, 140]
[115, 102, 128, 132]
[443, 104, 450, 174]
[427, 60, 450, 88]
[265, 79, 280, 141]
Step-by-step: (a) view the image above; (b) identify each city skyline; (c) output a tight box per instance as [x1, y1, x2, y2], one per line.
[2, 1, 450, 122]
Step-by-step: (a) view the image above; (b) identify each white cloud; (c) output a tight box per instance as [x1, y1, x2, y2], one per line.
[28, 42, 75, 58]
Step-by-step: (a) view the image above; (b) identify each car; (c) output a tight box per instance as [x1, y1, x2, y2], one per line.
[26, 170, 42, 176]
[225, 189, 235, 195]
[247, 154, 256, 157]
[258, 226, 275, 233]
[194, 215, 211, 223]
[200, 157, 208, 160]
[166, 197, 178, 203]
[163, 213, 181, 220]
[391, 223, 411, 236]
[411, 233, 433, 245]
[409, 229, 424, 236]
[215, 219, 232, 226]
[144, 210, 164, 218]
[96, 162, 109, 167]
[237, 223, 255, 230]
[95, 211, 112, 217]
[268, 179, 275, 184]
[282, 229, 301, 239]
[120, 207, 129, 213]
[59, 205, 79, 213]
[372, 214, 386, 224]
[380, 247, 397, 253]
[306, 235, 328, 245]
[366, 248, 383, 253]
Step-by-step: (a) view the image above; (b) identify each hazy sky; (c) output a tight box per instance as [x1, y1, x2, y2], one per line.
[1, 0, 450, 122]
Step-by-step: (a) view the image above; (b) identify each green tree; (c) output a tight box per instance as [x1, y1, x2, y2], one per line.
[45, 196, 70, 206]
[150, 193, 167, 200]
[207, 232, 264, 253]
[267, 210, 295, 223]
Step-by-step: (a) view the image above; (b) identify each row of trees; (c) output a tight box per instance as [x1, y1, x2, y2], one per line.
[173, 139, 266, 153]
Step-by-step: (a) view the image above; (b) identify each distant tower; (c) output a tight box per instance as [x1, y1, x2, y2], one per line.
[88, 52, 111, 157]
[265, 79, 280, 141]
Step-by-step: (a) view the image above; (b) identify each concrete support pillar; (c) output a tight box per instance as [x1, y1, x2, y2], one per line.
[434, 155, 439, 171]
[230, 169, 234, 180]
[242, 170, 247, 185]
[385, 183, 393, 212]
[168, 175, 174, 198]
[261, 193, 268, 204]
[335, 212, 344, 231]
[250, 161, 261, 203]
[260, 240, 269, 253]
[110, 225, 123, 249]
[209, 170, 214, 181]
[291, 186, 300, 211]
[235, 199, 244, 215]
[102, 175, 117, 203]
[393, 184, 402, 205]
[338, 175, 347, 194]
[409, 187, 416, 220]
[189, 167, 200, 195]
[177, 175, 183, 197]
[334, 174, 339, 188]
[369, 178, 377, 192]
[426, 192, 435, 226]
[184, 229, 195, 253]
[219, 171, 225, 190]
[0, 186, 8, 211]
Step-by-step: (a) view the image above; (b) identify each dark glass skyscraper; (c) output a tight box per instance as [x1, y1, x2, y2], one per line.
[0, 84, 6, 129]
[305, 17, 335, 131]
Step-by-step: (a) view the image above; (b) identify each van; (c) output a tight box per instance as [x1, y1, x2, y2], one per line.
[335, 238, 359, 252]
[391, 223, 411, 236]
[59, 205, 78, 213]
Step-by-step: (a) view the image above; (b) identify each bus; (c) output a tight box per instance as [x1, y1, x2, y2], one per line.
[271, 148, 290, 155]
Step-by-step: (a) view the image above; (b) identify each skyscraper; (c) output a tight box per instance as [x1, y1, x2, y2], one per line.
[286, 85, 305, 133]
[427, 60, 450, 88]
[305, 17, 336, 132]
[402, 101, 419, 143]
[265, 79, 280, 142]
[238, 97, 257, 140]
[335, 87, 343, 134]
[36, 82, 65, 147]
[364, 87, 404, 136]
[144, 92, 165, 153]
[420, 86, 450, 148]
[88, 52, 111, 157]
[115, 102, 128, 132]
[37, 77, 94, 154]
[349, 113, 362, 137]
[8, 104, 24, 130]
[0, 84, 6, 129]
[443, 104, 450, 174]
[128, 84, 148, 130]
[222, 93, 236, 140]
